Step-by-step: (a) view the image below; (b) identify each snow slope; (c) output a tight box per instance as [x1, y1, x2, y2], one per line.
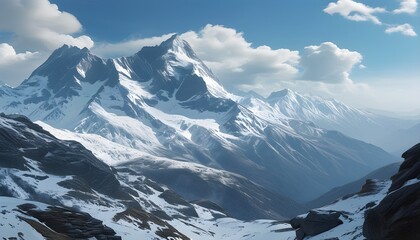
[292, 142, 420, 239]
[0, 113, 296, 240]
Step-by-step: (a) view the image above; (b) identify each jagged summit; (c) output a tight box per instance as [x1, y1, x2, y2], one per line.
[32, 44, 93, 75]
[159, 34, 199, 59]
[131, 34, 199, 64]
[267, 89, 295, 100]
[24, 44, 118, 95]
[160, 34, 188, 49]
[52, 44, 90, 56]
[114, 34, 229, 103]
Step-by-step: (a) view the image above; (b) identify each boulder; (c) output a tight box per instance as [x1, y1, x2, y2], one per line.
[291, 210, 344, 240]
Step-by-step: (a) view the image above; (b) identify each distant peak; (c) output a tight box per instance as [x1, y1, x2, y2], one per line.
[267, 89, 296, 100]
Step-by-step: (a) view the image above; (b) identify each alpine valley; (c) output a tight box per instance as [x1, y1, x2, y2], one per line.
[0, 35, 418, 239]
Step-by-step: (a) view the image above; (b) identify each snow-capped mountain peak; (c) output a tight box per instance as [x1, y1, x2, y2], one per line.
[114, 34, 232, 103]
[159, 34, 197, 58]
[266, 88, 365, 119]
[267, 88, 295, 100]
[0, 39, 396, 206]
[25, 44, 118, 96]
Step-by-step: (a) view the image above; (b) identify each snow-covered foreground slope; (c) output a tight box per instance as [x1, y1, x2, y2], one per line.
[291, 143, 420, 239]
[299, 180, 390, 240]
[0, 35, 396, 206]
[0, 113, 297, 239]
[0, 196, 295, 240]
[38, 121, 305, 220]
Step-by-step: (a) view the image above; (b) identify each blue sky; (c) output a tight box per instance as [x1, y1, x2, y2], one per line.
[48, 0, 419, 80]
[0, 0, 419, 112]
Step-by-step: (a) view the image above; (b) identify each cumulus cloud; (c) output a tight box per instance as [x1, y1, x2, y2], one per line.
[393, 0, 418, 14]
[0, 0, 93, 51]
[324, 0, 418, 37]
[0, 0, 95, 86]
[0, 43, 37, 64]
[300, 42, 363, 83]
[93, 33, 175, 58]
[386, 23, 417, 36]
[324, 0, 386, 25]
[94, 25, 365, 95]
[179, 24, 300, 92]
[0, 43, 45, 86]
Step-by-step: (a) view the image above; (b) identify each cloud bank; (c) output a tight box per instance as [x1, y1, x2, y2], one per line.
[0, 0, 94, 51]
[0, 0, 95, 86]
[180, 25, 300, 92]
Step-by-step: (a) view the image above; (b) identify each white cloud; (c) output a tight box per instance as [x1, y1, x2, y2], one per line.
[179, 24, 300, 92]
[0, 43, 45, 86]
[0, 43, 37, 64]
[324, 0, 386, 25]
[386, 23, 417, 36]
[92, 33, 175, 58]
[300, 42, 363, 83]
[0, 0, 93, 51]
[394, 0, 418, 14]
[93, 26, 366, 95]
[324, 0, 418, 37]
[0, 0, 94, 86]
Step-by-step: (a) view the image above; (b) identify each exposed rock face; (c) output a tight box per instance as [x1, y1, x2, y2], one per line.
[0, 113, 194, 239]
[0, 113, 130, 201]
[290, 210, 344, 240]
[17, 203, 121, 240]
[363, 143, 420, 240]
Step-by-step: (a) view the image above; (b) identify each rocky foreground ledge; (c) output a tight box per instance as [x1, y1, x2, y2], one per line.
[291, 143, 420, 240]
[363, 143, 420, 240]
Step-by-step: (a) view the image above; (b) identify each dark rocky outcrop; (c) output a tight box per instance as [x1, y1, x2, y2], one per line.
[0, 113, 192, 238]
[17, 204, 121, 240]
[290, 210, 344, 240]
[113, 207, 190, 240]
[363, 143, 420, 240]
[0, 113, 131, 201]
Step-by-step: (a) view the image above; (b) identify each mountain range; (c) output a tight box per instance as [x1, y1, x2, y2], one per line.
[0, 34, 419, 239]
[0, 35, 397, 205]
